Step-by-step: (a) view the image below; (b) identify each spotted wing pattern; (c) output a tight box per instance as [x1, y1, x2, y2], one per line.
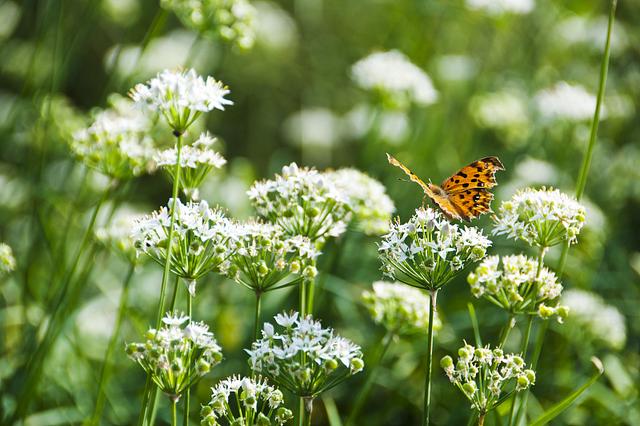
[440, 157, 505, 193]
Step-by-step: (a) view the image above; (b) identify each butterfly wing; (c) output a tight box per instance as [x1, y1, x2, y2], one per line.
[447, 188, 495, 221]
[441, 156, 505, 193]
[427, 189, 464, 221]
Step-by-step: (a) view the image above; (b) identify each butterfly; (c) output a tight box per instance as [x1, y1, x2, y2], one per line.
[387, 153, 505, 221]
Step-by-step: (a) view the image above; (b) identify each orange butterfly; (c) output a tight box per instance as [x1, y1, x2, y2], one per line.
[387, 153, 505, 221]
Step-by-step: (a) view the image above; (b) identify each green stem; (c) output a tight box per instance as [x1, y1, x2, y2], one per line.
[498, 316, 516, 348]
[304, 397, 314, 426]
[91, 262, 136, 425]
[346, 331, 394, 426]
[478, 412, 486, 426]
[140, 133, 184, 425]
[306, 276, 315, 316]
[254, 291, 263, 341]
[170, 275, 181, 312]
[184, 292, 193, 426]
[298, 397, 305, 426]
[172, 399, 178, 426]
[508, 315, 534, 426]
[422, 289, 438, 426]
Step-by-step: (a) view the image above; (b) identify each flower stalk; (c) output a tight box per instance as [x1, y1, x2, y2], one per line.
[422, 289, 438, 426]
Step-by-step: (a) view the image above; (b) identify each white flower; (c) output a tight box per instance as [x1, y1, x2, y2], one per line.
[469, 89, 530, 142]
[96, 208, 145, 262]
[362, 281, 442, 335]
[441, 343, 535, 413]
[351, 50, 438, 109]
[125, 314, 222, 400]
[227, 220, 319, 291]
[562, 289, 626, 350]
[325, 168, 395, 236]
[284, 107, 342, 148]
[467, 255, 567, 321]
[379, 208, 491, 290]
[493, 187, 587, 248]
[0, 242, 16, 274]
[254, 0, 297, 51]
[247, 163, 352, 243]
[132, 199, 238, 289]
[71, 95, 156, 179]
[534, 82, 602, 122]
[247, 312, 364, 397]
[202, 375, 292, 426]
[466, 0, 534, 15]
[129, 69, 232, 133]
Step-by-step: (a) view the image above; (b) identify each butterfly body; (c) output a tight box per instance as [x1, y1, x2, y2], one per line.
[387, 153, 504, 221]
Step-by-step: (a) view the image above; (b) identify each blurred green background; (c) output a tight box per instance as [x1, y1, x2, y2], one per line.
[0, 0, 639, 424]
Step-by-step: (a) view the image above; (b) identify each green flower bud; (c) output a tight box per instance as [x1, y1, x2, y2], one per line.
[324, 359, 338, 371]
[440, 356, 454, 369]
[290, 260, 301, 274]
[350, 357, 364, 373]
[303, 265, 317, 279]
[462, 381, 477, 396]
[197, 358, 211, 375]
[306, 206, 320, 217]
[256, 413, 271, 426]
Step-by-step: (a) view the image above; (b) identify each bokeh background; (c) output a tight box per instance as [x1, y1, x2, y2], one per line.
[1, 0, 639, 424]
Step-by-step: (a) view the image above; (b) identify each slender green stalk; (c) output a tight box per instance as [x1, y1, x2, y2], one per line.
[91, 262, 136, 425]
[254, 291, 263, 341]
[468, 303, 483, 346]
[422, 289, 438, 426]
[298, 398, 305, 426]
[140, 133, 184, 425]
[498, 315, 516, 348]
[184, 292, 193, 426]
[170, 275, 181, 312]
[478, 412, 486, 426]
[306, 277, 315, 315]
[172, 399, 178, 426]
[304, 398, 314, 426]
[346, 331, 394, 426]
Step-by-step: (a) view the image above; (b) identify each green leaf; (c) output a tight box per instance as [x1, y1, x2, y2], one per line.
[529, 357, 604, 426]
[323, 394, 344, 426]
[467, 303, 482, 346]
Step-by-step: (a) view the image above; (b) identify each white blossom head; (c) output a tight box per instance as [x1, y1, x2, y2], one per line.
[227, 220, 319, 292]
[534, 82, 602, 122]
[129, 69, 232, 134]
[201, 375, 293, 425]
[125, 312, 223, 401]
[71, 96, 156, 180]
[132, 199, 238, 292]
[562, 289, 626, 350]
[247, 163, 352, 244]
[155, 132, 227, 199]
[161, 0, 256, 50]
[465, 0, 534, 15]
[467, 255, 568, 321]
[362, 281, 442, 336]
[0, 243, 16, 275]
[325, 168, 395, 236]
[351, 50, 438, 109]
[246, 312, 364, 397]
[492, 187, 586, 248]
[441, 343, 535, 415]
[469, 90, 530, 144]
[378, 207, 492, 291]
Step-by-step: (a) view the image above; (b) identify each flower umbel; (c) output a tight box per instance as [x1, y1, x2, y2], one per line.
[246, 312, 364, 398]
[0, 242, 16, 274]
[467, 255, 568, 321]
[492, 187, 586, 248]
[227, 221, 319, 293]
[129, 69, 232, 134]
[201, 375, 293, 426]
[125, 312, 223, 401]
[132, 199, 238, 293]
[378, 208, 491, 291]
[362, 281, 442, 336]
[71, 95, 156, 180]
[155, 132, 227, 199]
[247, 163, 351, 244]
[441, 343, 535, 415]
[325, 168, 395, 236]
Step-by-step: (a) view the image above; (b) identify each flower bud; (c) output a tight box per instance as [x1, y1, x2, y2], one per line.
[350, 357, 364, 373]
[324, 359, 338, 371]
[440, 356, 453, 369]
[462, 381, 477, 396]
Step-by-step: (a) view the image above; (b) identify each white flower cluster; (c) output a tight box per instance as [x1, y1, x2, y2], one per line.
[125, 312, 223, 401]
[467, 255, 568, 321]
[469, 90, 530, 142]
[534, 82, 601, 122]
[130, 69, 232, 133]
[378, 208, 491, 290]
[161, 0, 256, 50]
[351, 50, 438, 109]
[228, 221, 319, 292]
[362, 281, 442, 336]
[247, 163, 352, 243]
[325, 168, 395, 236]
[201, 375, 293, 426]
[465, 0, 534, 15]
[96, 209, 144, 263]
[562, 289, 626, 350]
[246, 312, 364, 397]
[71, 97, 156, 179]
[0, 242, 16, 274]
[155, 132, 227, 199]
[493, 187, 586, 248]
[441, 343, 536, 414]
[132, 199, 238, 293]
